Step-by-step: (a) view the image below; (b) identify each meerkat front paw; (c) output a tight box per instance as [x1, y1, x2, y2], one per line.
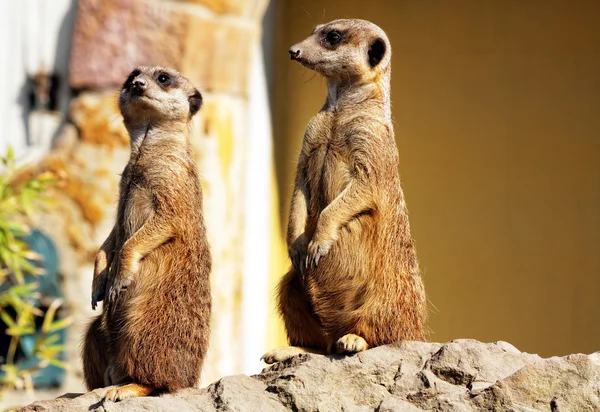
[336, 334, 369, 354]
[105, 252, 139, 305]
[91, 251, 111, 309]
[306, 236, 334, 268]
[91, 273, 107, 310]
[289, 234, 309, 275]
[105, 272, 133, 307]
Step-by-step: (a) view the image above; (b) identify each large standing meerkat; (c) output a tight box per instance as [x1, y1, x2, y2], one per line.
[263, 19, 426, 363]
[82, 66, 211, 401]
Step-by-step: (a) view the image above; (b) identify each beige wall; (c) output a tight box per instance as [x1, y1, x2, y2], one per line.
[272, 0, 600, 357]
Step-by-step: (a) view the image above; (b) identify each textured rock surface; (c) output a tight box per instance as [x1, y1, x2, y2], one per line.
[16, 340, 600, 411]
[69, 0, 259, 95]
[176, 0, 267, 17]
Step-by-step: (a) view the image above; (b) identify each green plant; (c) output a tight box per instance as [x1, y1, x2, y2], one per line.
[0, 147, 71, 395]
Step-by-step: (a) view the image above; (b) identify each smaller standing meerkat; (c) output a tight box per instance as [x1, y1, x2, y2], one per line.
[82, 66, 211, 402]
[263, 19, 426, 364]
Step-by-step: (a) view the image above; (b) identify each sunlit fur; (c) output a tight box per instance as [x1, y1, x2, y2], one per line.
[265, 19, 426, 363]
[82, 66, 211, 401]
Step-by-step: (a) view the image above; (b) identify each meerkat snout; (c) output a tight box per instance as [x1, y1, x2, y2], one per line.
[289, 48, 301, 60]
[131, 78, 147, 95]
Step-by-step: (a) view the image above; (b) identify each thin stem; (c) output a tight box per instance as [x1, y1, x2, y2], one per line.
[6, 334, 18, 366]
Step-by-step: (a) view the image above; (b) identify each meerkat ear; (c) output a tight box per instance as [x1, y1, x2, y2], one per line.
[189, 89, 203, 116]
[368, 38, 386, 67]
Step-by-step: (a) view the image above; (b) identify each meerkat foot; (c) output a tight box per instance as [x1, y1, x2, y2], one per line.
[336, 334, 369, 354]
[103, 383, 155, 402]
[261, 346, 325, 364]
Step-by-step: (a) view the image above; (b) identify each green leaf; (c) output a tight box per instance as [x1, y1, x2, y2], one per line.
[47, 317, 72, 332]
[42, 333, 60, 346]
[0, 311, 15, 327]
[7, 282, 38, 297]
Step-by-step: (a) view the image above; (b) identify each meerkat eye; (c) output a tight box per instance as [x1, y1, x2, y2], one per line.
[157, 73, 170, 84]
[326, 30, 342, 45]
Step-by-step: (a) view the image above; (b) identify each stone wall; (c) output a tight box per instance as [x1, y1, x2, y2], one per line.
[16, 0, 270, 399]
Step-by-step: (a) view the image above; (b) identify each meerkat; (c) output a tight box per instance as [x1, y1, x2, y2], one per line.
[262, 19, 426, 364]
[82, 66, 211, 402]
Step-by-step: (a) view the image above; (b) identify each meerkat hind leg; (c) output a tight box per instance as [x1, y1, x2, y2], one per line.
[336, 334, 369, 354]
[103, 383, 155, 402]
[261, 346, 326, 364]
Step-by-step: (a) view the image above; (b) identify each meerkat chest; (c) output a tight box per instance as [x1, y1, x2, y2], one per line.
[117, 165, 155, 238]
[304, 112, 352, 206]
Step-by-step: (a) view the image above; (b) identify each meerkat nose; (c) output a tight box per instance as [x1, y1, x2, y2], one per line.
[132, 79, 147, 93]
[289, 48, 301, 60]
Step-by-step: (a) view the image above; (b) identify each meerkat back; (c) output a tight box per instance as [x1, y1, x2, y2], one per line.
[83, 66, 211, 402]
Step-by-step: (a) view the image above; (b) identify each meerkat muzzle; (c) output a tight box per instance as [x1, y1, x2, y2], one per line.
[289, 49, 301, 60]
[131, 78, 147, 96]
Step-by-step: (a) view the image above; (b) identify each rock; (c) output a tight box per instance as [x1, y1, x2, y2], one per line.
[69, 92, 129, 149]
[69, 0, 186, 89]
[16, 340, 600, 411]
[428, 339, 541, 388]
[69, 0, 260, 95]
[175, 0, 268, 18]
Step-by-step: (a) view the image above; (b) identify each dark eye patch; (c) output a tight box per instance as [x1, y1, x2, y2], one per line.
[326, 30, 342, 45]
[157, 73, 171, 85]
[122, 69, 141, 90]
[323, 29, 347, 48]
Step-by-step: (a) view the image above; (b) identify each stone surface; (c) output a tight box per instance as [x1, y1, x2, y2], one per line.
[69, 0, 259, 95]
[69, 92, 129, 149]
[176, 0, 268, 17]
[15, 340, 600, 411]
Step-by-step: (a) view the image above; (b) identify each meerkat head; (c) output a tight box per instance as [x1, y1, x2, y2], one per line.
[289, 19, 391, 81]
[118, 66, 202, 127]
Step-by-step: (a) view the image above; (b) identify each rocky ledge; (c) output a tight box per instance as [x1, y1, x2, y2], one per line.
[17, 340, 600, 411]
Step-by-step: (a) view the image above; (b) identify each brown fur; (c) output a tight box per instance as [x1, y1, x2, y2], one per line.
[263, 19, 426, 363]
[81, 66, 211, 401]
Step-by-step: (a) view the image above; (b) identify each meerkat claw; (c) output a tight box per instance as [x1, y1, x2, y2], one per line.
[91, 288, 104, 310]
[106, 276, 133, 306]
[307, 239, 332, 268]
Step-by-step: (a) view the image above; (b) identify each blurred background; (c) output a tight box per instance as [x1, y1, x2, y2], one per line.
[1, 0, 599, 408]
